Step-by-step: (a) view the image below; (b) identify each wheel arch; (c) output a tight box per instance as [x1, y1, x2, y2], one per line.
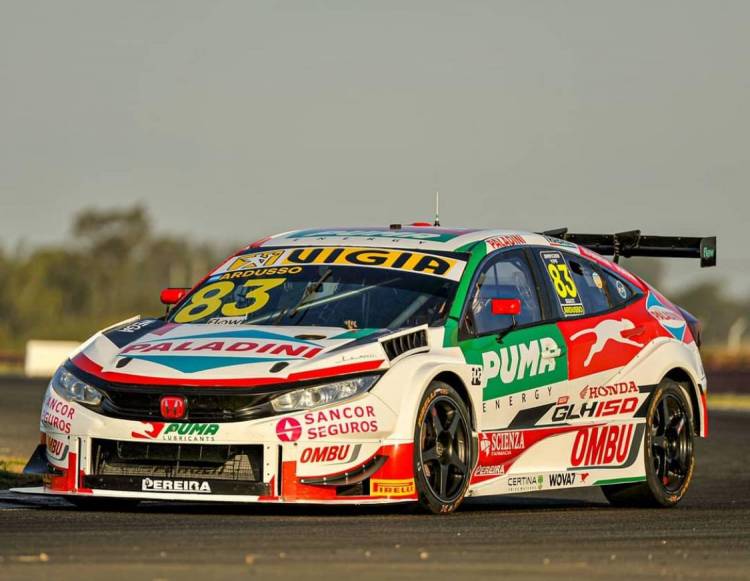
[375, 355, 480, 441]
[663, 367, 705, 437]
[431, 370, 476, 431]
[626, 338, 707, 438]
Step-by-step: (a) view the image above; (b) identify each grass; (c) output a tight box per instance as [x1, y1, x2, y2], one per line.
[708, 393, 750, 411]
[0, 364, 24, 376]
[0, 456, 42, 489]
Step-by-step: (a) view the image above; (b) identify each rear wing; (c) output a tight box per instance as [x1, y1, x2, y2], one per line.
[539, 228, 717, 268]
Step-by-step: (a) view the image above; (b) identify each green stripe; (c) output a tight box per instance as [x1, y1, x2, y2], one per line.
[443, 243, 488, 348]
[329, 328, 380, 340]
[595, 476, 647, 486]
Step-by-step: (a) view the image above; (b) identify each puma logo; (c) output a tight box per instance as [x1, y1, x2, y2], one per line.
[570, 319, 643, 367]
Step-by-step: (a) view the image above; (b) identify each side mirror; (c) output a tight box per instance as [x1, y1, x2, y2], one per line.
[160, 288, 188, 306]
[491, 298, 522, 316]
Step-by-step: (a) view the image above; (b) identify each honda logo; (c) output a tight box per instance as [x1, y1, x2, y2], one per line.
[160, 396, 187, 419]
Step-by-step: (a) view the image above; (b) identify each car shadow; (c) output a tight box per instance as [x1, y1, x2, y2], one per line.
[11, 491, 608, 517]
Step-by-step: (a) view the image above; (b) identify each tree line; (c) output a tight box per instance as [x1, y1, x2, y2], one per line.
[0, 206, 228, 351]
[0, 206, 744, 351]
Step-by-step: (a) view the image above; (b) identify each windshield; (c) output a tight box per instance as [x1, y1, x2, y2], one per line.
[169, 246, 466, 329]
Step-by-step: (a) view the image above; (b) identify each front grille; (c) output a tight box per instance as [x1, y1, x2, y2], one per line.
[94, 386, 276, 422]
[71, 361, 382, 423]
[84, 374, 379, 423]
[91, 439, 263, 481]
[84, 439, 269, 496]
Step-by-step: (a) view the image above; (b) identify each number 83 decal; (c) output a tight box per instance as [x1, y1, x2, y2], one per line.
[546, 262, 578, 299]
[173, 278, 286, 323]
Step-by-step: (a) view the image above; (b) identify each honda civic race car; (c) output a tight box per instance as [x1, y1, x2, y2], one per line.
[17, 225, 717, 513]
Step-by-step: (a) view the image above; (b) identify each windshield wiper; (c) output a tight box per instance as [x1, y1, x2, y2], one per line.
[272, 268, 332, 325]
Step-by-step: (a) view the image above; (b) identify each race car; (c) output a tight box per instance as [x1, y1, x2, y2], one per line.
[17, 225, 716, 513]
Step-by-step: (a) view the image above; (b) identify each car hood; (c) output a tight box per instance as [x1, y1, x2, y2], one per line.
[69, 319, 411, 387]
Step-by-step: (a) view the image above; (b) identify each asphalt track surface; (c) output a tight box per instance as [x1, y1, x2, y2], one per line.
[1, 379, 748, 580]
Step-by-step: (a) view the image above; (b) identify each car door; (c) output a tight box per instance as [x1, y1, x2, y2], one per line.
[456, 248, 568, 433]
[532, 248, 654, 424]
[528, 248, 659, 476]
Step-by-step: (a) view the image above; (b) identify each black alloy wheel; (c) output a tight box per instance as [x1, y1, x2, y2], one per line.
[603, 378, 696, 507]
[651, 391, 693, 493]
[414, 382, 473, 513]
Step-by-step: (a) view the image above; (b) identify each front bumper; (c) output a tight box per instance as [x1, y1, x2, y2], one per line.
[19, 389, 417, 504]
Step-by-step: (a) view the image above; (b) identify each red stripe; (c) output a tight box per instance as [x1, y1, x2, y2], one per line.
[71, 353, 384, 387]
[150, 323, 179, 337]
[249, 235, 273, 248]
[302, 450, 380, 480]
[287, 360, 383, 382]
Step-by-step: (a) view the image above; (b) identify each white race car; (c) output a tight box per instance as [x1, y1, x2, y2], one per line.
[18, 226, 716, 513]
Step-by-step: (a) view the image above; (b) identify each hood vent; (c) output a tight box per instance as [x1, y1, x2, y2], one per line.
[381, 329, 428, 361]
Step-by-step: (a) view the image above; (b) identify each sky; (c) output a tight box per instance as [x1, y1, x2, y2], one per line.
[1, 1, 748, 296]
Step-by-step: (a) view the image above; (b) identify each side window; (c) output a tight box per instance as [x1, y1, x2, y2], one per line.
[466, 250, 542, 336]
[602, 268, 640, 306]
[566, 256, 611, 314]
[538, 250, 610, 317]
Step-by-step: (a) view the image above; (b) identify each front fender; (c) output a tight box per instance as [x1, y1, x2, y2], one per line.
[370, 350, 480, 441]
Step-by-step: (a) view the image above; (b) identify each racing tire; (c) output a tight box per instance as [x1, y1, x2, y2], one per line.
[67, 496, 141, 511]
[413, 381, 473, 514]
[602, 379, 695, 508]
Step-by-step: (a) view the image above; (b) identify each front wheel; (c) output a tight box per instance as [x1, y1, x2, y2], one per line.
[603, 379, 695, 507]
[413, 381, 473, 514]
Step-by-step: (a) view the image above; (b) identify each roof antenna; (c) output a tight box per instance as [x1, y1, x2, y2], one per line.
[433, 191, 440, 227]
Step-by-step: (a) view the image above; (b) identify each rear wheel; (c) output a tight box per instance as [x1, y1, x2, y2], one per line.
[603, 379, 695, 507]
[413, 382, 473, 514]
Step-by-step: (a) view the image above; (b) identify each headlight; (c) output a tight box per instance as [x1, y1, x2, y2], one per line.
[270, 374, 379, 413]
[50, 367, 103, 406]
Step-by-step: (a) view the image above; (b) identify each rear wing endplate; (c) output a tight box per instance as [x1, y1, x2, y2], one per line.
[539, 228, 717, 268]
